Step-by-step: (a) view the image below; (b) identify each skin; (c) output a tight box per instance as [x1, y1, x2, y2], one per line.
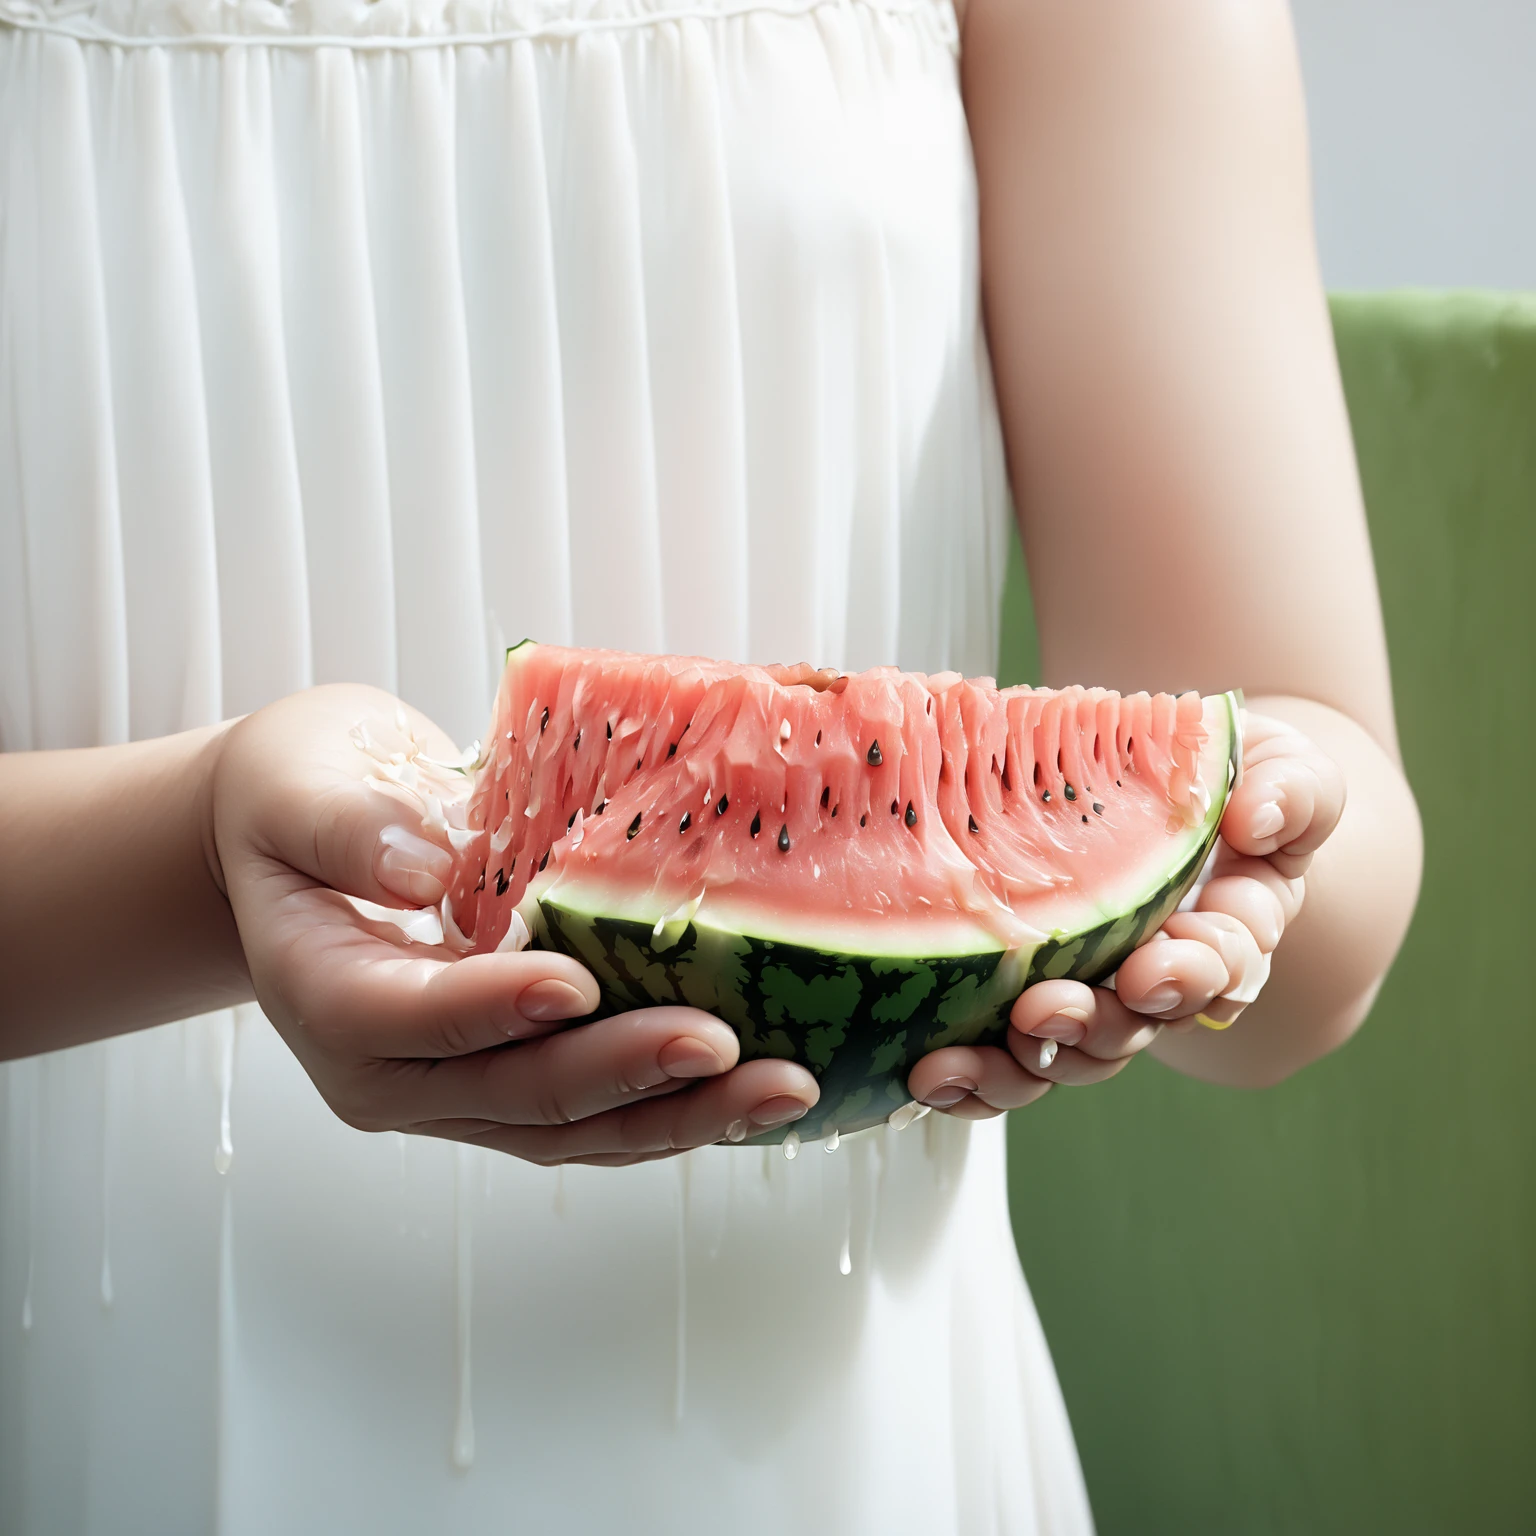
[0, 0, 1421, 1158]
[911, 0, 1423, 1116]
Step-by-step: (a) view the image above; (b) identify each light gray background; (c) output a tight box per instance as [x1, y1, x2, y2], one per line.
[1292, 0, 1535, 290]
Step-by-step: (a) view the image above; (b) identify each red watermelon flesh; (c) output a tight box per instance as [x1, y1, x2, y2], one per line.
[449, 644, 1234, 961]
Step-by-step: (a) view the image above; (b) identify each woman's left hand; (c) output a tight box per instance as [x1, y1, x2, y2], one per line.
[906, 713, 1347, 1118]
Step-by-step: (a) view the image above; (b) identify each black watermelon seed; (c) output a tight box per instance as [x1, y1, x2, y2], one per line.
[816, 730, 822, 747]
[568, 810, 578, 829]
[636, 760, 642, 771]
[905, 801, 917, 828]
[968, 814, 979, 834]
[573, 730, 581, 751]
[667, 742, 677, 759]
[750, 812, 762, 838]
[538, 849, 550, 871]
[495, 869, 509, 896]
[1081, 815, 1089, 825]
[510, 857, 516, 874]
[1092, 802, 1104, 815]
[891, 799, 900, 815]
[679, 811, 692, 833]
[1116, 779, 1122, 787]
[627, 813, 642, 841]
[777, 824, 791, 852]
[860, 814, 868, 827]
[831, 805, 838, 818]
[820, 786, 830, 810]
[1064, 784, 1077, 802]
[540, 706, 549, 733]
[607, 721, 613, 740]
[474, 869, 486, 893]
[716, 795, 729, 816]
[1042, 791, 1052, 803]
[595, 800, 606, 815]
[866, 741, 882, 766]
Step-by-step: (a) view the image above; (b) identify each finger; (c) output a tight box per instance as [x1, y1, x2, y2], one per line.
[442, 1058, 820, 1166]
[1223, 742, 1345, 863]
[1011, 978, 1161, 1060]
[225, 686, 467, 911]
[908, 1044, 1054, 1114]
[1207, 845, 1307, 926]
[1194, 869, 1289, 953]
[1009, 1029, 1145, 1087]
[252, 879, 604, 1058]
[1008, 983, 1164, 1086]
[1114, 936, 1231, 1020]
[385, 1006, 742, 1127]
[1157, 910, 1268, 1006]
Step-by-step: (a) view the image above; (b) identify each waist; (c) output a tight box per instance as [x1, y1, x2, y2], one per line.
[0, 0, 956, 47]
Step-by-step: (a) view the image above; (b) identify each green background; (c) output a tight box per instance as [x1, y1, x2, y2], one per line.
[1001, 293, 1536, 1534]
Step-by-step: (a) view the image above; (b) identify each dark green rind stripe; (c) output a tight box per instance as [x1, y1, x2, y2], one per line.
[528, 694, 1238, 1144]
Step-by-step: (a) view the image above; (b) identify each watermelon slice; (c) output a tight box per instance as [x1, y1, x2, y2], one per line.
[448, 644, 1240, 1143]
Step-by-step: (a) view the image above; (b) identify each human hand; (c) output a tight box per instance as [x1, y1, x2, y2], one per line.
[210, 685, 818, 1165]
[906, 712, 1346, 1117]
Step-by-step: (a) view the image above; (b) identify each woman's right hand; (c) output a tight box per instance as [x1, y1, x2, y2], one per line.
[210, 685, 819, 1166]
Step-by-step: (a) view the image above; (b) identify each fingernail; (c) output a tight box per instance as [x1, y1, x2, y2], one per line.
[376, 825, 452, 905]
[748, 1095, 811, 1129]
[1029, 1008, 1088, 1046]
[1134, 983, 1184, 1016]
[657, 1038, 727, 1079]
[922, 1075, 979, 1109]
[1249, 796, 1286, 841]
[515, 979, 592, 1024]
[1033, 1039, 1058, 1071]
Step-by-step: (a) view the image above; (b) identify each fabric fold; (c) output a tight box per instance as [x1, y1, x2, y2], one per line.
[5, 33, 128, 749]
[456, 40, 575, 662]
[545, 27, 665, 656]
[357, 48, 488, 744]
[93, 45, 224, 737]
[274, 49, 400, 698]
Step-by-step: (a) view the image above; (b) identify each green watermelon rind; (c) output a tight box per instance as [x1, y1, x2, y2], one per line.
[525, 692, 1241, 1144]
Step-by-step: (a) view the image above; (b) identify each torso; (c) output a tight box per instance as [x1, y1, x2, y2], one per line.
[0, 3, 1092, 1528]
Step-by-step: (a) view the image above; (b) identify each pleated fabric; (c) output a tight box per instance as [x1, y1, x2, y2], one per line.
[0, 5, 1093, 1532]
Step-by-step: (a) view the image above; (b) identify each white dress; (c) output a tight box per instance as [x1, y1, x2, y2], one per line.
[0, 0, 1094, 1529]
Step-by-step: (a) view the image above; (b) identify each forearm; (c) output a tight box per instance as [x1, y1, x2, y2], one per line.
[0, 723, 253, 1058]
[1150, 695, 1421, 1088]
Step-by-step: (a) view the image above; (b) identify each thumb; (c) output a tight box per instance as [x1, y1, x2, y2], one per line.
[326, 786, 455, 909]
[219, 685, 466, 912]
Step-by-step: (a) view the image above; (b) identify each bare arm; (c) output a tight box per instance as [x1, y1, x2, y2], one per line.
[0, 725, 254, 1054]
[962, 0, 1422, 1086]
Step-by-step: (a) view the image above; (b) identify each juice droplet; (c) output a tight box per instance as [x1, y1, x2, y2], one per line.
[782, 1130, 800, 1161]
[838, 1235, 852, 1277]
[215, 1018, 237, 1175]
[824, 1129, 841, 1153]
[888, 1101, 931, 1132]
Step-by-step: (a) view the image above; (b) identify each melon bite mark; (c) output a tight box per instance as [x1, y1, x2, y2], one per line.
[447, 644, 1241, 1143]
